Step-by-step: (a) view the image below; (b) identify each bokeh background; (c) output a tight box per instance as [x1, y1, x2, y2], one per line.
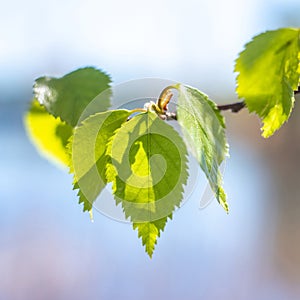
[1, 0, 300, 299]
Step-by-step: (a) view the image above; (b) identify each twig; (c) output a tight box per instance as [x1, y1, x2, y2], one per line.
[160, 86, 300, 121]
[217, 101, 245, 113]
[163, 102, 245, 120]
[216, 87, 299, 112]
[165, 112, 177, 121]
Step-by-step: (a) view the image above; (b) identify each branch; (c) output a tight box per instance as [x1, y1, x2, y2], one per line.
[217, 101, 245, 113]
[164, 102, 245, 120]
[162, 86, 300, 121]
[213, 86, 299, 113]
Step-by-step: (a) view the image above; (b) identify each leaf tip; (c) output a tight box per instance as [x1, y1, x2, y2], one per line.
[217, 187, 229, 213]
[146, 249, 154, 259]
[221, 202, 229, 214]
[89, 209, 94, 222]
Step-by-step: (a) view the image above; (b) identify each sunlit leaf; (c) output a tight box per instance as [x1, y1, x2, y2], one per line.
[176, 84, 229, 212]
[69, 110, 131, 212]
[34, 67, 111, 126]
[106, 111, 189, 257]
[24, 99, 73, 167]
[235, 28, 300, 137]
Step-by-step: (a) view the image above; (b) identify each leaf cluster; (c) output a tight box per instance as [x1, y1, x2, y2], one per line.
[24, 28, 300, 257]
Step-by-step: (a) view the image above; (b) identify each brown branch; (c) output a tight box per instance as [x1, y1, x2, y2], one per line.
[216, 87, 299, 112]
[164, 102, 245, 120]
[217, 101, 245, 113]
[162, 86, 300, 121]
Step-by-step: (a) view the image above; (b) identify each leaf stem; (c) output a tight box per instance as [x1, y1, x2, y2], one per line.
[130, 108, 147, 114]
[127, 108, 147, 121]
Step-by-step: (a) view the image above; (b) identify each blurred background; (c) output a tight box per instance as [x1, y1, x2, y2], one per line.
[1, 0, 300, 299]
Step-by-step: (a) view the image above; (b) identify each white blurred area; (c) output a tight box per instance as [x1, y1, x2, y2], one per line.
[2, 0, 296, 97]
[1, 0, 300, 299]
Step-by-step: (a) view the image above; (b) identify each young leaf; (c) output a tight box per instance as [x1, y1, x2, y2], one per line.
[33, 67, 111, 127]
[235, 28, 300, 138]
[24, 99, 73, 167]
[106, 111, 189, 257]
[69, 110, 131, 212]
[175, 84, 229, 212]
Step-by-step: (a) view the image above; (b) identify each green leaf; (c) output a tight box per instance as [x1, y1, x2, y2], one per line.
[235, 28, 300, 138]
[106, 111, 189, 257]
[133, 218, 167, 258]
[175, 84, 229, 212]
[69, 110, 131, 212]
[24, 99, 73, 167]
[33, 67, 111, 127]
